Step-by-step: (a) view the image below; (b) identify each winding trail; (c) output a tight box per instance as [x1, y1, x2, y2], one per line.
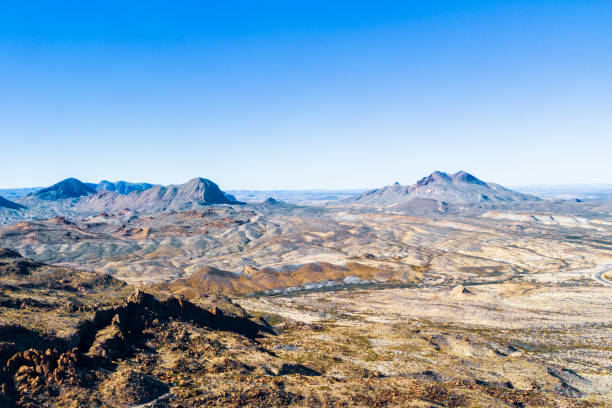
[591, 264, 612, 286]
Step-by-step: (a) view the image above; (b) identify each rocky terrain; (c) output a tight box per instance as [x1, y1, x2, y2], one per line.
[0, 249, 274, 407]
[1, 196, 610, 292]
[0, 171, 610, 406]
[1, 250, 608, 407]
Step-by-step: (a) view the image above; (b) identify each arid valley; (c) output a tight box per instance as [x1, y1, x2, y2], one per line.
[0, 172, 610, 407]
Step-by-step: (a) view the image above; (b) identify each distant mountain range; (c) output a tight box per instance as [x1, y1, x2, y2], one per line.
[346, 171, 539, 210]
[3, 171, 605, 223]
[0, 177, 243, 222]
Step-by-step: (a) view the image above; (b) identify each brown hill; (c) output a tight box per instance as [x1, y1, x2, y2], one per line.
[164, 261, 412, 297]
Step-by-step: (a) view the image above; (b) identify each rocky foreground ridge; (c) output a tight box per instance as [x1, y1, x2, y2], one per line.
[0, 248, 274, 407]
[0, 248, 606, 407]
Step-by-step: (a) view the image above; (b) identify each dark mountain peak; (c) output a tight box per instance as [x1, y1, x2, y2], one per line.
[0, 195, 26, 210]
[33, 178, 96, 200]
[415, 171, 452, 186]
[451, 171, 488, 187]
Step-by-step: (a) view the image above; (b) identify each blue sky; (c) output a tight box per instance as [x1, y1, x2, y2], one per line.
[1, 1, 611, 189]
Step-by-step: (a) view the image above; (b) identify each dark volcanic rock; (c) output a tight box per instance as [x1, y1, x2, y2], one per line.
[0, 252, 275, 407]
[6, 347, 83, 394]
[278, 363, 321, 376]
[0, 248, 21, 259]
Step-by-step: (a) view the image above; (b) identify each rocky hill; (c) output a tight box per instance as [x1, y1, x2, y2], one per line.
[30, 178, 96, 200]
[347, 171, 539, 210]
[0, 196, 25, 210]
[161, 261, 406, 297]
[256, 197, 292, 212]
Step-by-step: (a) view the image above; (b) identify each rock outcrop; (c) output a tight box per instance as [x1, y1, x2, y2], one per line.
[0, 251, 274, 407]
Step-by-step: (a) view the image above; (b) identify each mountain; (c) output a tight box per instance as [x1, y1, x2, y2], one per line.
[252, 197, 291, 212]
[0, 195, 25, 210]
[79, 177, 244, 212]
[261, 197, 287, 207]
[97, 180, 155, 195]
[348, 171, 539, 209]
[31, 178, 96, 200]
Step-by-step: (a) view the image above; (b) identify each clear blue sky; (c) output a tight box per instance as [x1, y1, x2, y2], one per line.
[1, 1, 611, 189]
